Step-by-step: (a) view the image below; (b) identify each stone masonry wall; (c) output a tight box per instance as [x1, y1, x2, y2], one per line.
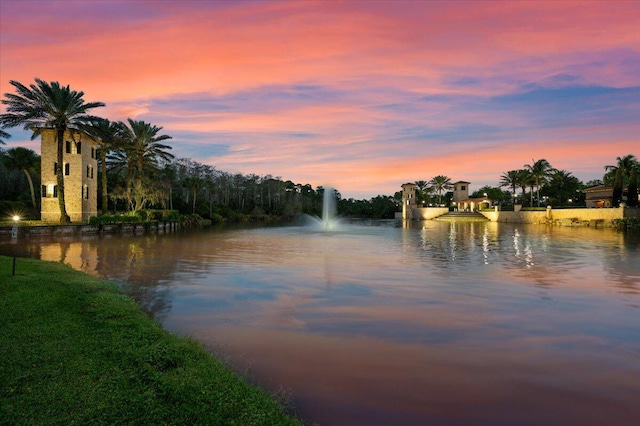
[413, 207, 450, 220]
[40, 129, 99, 222]
[480, 206, 633, 225]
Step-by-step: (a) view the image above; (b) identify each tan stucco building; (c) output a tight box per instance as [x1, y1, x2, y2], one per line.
[451, 181, 491, 212]
[583, 184, 640, 208]
[40, 129, 99, 222]
[401, 183, 418, 220]
[583, 185, 613, 208]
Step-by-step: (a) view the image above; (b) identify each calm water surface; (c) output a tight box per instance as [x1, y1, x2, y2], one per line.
[3, 220, 640, 425]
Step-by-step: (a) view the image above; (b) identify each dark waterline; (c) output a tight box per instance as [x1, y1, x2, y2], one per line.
[2, 221, 639, 425]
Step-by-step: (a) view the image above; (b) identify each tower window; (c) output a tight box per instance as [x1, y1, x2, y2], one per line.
[64, 163, 70, 176]
[76, 142, 81, 154]
[66, 141, 71, 153]
[43, 184, 57, 198]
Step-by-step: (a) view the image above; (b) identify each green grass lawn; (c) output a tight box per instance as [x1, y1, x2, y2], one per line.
[0, 256, 303, 425]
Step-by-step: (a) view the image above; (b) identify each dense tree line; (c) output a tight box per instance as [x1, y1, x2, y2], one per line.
[0, 79, 396, 221]
[1, 79, 637, 223]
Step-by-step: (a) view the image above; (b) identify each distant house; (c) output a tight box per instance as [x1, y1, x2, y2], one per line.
[583, 184, 639, 208]
[583, 185, 613, 208]
[451, 181, 491, 212]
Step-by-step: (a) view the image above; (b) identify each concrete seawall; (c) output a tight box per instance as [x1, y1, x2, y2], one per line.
[0, 222, 181, 238]
[480, 206, 639, 226]
[402, 206, 639, 226]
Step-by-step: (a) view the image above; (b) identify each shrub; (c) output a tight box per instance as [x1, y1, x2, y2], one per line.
[210, 213, 225, 224]
[162, 210, 180, 221]
[612, 217, 640, 230]
[180, 213, 203, 226]
[150, 210, 164, 221]
[89, 214, 142, 225]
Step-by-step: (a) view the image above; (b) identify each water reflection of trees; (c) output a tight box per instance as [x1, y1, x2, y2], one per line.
[409, 221, 502, 269]
[405, 220, 639, 291]
[92, 234, 179, 322]
[601, 231, 640, 298]
[1, 232, 186, 322]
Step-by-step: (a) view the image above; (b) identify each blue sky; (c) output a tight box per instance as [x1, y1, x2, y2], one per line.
[1, 0, 638, 198]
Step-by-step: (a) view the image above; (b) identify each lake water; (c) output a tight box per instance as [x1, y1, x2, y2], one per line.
[2, 220, 640, 425]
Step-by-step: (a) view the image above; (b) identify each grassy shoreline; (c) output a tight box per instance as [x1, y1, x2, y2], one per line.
[0, 256, 303, 425]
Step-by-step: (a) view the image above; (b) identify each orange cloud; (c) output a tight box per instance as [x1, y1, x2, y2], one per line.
[1, 0, 638, 198]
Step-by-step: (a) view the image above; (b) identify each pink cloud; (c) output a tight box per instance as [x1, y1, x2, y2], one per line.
[1, 0, 638, 198]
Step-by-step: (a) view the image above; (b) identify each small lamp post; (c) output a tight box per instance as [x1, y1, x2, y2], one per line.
[11, 215, 19, 276]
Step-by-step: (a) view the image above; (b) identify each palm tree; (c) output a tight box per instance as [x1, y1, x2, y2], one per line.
[0, 129, 10, 144]
[605, 155, 638, 183]
[1, 147, 40, 208]
[547, 169, 580, 205]
[0, 79, 105, 222]
[111, 119, 173, 211]
[604, 155, 638, 206]
[499, 170, 520, 202]
[429, 175, 452, 205]
[525, 159, 554, 206]
[414, 180, 430, 204]
[627, 167, 638, 207]
[84, 118, 125, 213]
[515, 169, 531, 204]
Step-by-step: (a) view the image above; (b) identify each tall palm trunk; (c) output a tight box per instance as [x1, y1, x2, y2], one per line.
[529, 184, 534, 206]
[56, 127, 70, 223]
[21, 168, 37, 208]
[192, 186, 198, 214]
[100, 149, 108, 214]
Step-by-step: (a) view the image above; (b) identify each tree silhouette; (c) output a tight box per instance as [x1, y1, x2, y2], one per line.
[0, 79, 104, 222]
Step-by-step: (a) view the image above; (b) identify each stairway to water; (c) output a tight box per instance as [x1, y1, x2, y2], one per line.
[435, 211, 489, 221]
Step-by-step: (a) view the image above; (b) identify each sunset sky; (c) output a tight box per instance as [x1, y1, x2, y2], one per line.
[1, 0, 638, 199]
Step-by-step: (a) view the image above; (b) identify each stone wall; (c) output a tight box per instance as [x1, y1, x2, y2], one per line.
[40, 129, 99, 223]
[480, 206, 637, 225]
[0, 222, 180, 238]
[413, 207, 450, 220]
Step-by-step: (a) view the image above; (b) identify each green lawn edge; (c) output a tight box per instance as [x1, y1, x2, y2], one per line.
[0, 256, 304, 426]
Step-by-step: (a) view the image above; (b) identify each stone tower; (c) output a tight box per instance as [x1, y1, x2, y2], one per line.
[401, 183, 417, 220]
[452, 181, 470, 203]
[40, 129, 99, 222]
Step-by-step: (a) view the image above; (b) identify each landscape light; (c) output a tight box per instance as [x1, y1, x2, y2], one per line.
[13, 215, 20, 222]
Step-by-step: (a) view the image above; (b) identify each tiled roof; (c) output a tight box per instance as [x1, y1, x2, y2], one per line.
[583, 185, 610, 192]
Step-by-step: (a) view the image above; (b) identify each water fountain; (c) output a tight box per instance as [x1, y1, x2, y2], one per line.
[303, 186, 343, 231]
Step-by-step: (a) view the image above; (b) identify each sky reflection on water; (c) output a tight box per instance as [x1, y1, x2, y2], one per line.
[2, 221, 639, 425]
